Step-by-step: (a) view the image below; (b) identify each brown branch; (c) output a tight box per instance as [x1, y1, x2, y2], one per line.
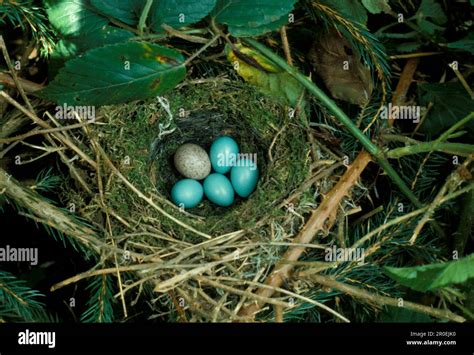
[279, 26, 293, 65]
[0, 167, 101, 254]
[296, 273, 465, 323]
[0, 121, 93, 144]
[389, 57, 419, 127]
[0, 72, 43, 93]
[238, 150, 372, 319]
[0, 36, 36, 113]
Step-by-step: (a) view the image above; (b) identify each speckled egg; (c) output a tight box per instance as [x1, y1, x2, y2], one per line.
[174, 143, 211, 180]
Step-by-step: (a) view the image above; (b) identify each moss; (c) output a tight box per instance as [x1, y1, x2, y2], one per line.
[98, 81, 311, 240]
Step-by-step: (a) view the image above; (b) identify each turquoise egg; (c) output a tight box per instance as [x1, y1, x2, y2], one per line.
[210, 136, 239, 174]
[171, 179, 203, 209]
[203, 173, 234, 207]
[230, 158, 259, 198]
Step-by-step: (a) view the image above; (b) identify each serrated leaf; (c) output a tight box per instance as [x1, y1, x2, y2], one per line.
[227, 43, 303, 106]
[40, 42, 186, 106]
[149, 0, 216, 32]
[448, 33, 474, 54]
[417, 0, 447, 24]
[362, 0, 391, 14]
[418, 82, 474, 136]
[383, 254, 474, 292]
[45, 0, 108, 37]
[49, 26, 134, 78]
[214, 0, 296, 36]
[90, 0, 145, 25]
[228, 14, 289, 37]
[415, 0, 447, 35]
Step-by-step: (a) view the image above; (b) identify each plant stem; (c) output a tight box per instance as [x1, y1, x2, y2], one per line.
[138, 0, 154, 36]
[438, 112, 474, 142]
[183, 34, 220, 66]
[243, 38, 423, 208]
[387, 142, 474, 159]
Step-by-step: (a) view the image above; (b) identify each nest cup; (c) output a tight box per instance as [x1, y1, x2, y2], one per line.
[99, 82, 312, 237]
[142, 83, 312, 235]
[87, 81, 321, 321]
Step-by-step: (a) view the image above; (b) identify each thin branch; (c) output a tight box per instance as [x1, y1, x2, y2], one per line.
[279, 26, 293, 65]
[386, 141, 474, 158]
[161, 24, 210, 44]
[238, 150, 372, 319]
[296, 273, 465, 323]
[183, 34, 220, 66]
[0, 121, 93, 144]
[0, 35, 35, 113]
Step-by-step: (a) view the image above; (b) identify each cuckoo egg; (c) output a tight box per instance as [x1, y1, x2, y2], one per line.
[230, 158, 259, 198]
[210, 136, 239, 174]
[203, 173, 234, 207]
[174, 143, 211, 180]
[171, 179, 203, 209]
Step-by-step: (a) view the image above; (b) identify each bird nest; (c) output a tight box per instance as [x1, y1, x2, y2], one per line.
[62, 80, 351, 322]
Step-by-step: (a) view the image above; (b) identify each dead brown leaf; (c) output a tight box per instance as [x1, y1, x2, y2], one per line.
[309, 30, 373, 106]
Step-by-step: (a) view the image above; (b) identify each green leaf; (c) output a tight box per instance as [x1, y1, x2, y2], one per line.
[396, 41, 422, 53]
[383, 254, 474, 292]
[415, 0, 447, 35]
[418, 83, 474, 136]
[149, 0, 216, 32]
[49, 26, 134, 78]
[228, 14, 289, 37]
[417, 0, 447, 24]
[318, 0, 368, 25]
[362, 0, 391, 14]
[41, 42, 186, 106]
[214, 0, 296, 36]
[448, 33, 474, 54]
[45, 0, 108, 37]
[90, 0, 145, 25]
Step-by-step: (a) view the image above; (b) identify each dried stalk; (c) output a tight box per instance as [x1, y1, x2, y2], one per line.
[296, 273, 465, 323]
[238, 150, 372, 318]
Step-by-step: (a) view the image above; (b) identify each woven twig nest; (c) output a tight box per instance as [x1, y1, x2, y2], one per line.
[66, 80, 346, 321]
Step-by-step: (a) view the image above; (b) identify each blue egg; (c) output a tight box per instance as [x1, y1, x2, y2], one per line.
[171, 179, 203, 209]
[210, 136, 239, 174]
[203, 173, 234, 207]
[231, 158, 259, 198]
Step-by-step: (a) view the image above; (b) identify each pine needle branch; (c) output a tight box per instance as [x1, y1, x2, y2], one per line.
[81, 275, 115, 323]
[0, 270, 48, 322]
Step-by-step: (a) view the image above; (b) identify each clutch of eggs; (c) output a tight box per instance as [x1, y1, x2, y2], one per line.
[170, 136, 258, 209]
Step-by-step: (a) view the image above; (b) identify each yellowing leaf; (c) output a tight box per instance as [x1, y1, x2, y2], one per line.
[227, 43, 304, 106]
